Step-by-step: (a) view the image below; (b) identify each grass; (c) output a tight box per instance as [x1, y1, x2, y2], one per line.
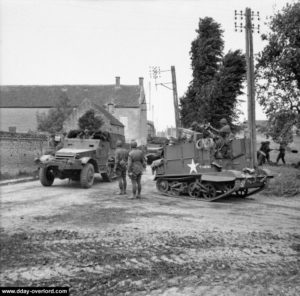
[256, 133, 300, 197]
[263, 165, 300, 197]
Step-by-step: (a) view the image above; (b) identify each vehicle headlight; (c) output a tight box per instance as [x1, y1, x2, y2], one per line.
[40, 155, 54, 162]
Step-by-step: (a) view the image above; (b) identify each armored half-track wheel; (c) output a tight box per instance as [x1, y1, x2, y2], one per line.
[80, 163, 95, 188]
[156, 179, 169, 193]
[202, 183, 216, 200]
[101, 165, 114, 182]
[188, 182, 201, 198]
[39, 167, 55, 186]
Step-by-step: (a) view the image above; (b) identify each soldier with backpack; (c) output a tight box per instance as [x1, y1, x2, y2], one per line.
[128, 140, 146, 199]
[113, 140, 129, 195]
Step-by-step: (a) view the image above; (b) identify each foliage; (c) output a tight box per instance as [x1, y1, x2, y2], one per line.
[180, 17, 246, 129]
[265, 111, 297, 144]
[78, 109, 104, 131]
[37, 92, 72, 133]
[256, 2, 300, 142]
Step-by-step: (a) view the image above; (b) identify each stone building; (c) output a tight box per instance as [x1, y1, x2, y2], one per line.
[0, 77, 147, 144]
[64, 98, 124, 136]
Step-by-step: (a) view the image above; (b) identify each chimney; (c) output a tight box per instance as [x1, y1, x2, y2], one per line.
[115, 76, 120, 88]
[139, 77, 144, 87]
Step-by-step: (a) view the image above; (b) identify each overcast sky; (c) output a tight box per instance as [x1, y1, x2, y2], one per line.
[0, 0, 292, 130]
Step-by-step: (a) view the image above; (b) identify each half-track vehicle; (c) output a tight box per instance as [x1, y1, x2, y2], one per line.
[153, 133, 273, 202]
[36, 132, 124, 188]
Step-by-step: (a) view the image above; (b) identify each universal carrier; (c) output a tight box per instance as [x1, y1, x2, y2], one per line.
[153, 135, 272, 201]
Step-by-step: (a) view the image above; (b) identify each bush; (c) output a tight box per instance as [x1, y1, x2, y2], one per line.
[264, 166, 300, 197]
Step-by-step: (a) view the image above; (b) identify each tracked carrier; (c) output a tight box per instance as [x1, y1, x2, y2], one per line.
[153, 137, 272, 201]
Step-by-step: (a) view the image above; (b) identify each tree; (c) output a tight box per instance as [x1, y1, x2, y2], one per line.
[37, 91, 72, 133]
[78, 109, 104, 131]
[180, 17, 246, 129]
[256, 2, 300, 143]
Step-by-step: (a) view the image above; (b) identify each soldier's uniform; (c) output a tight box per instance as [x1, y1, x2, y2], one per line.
[114, 141, 129, 195]
[128, 141, 146, 199]
[47, 135, 56, 155]
[276, 142, 286, 164]
[209, 119, 233, 159]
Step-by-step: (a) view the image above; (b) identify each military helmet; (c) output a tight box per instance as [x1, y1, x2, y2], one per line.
[220, 118, 228, 125]
[131, 140, 137, 148]
[116, 140, 123, 147]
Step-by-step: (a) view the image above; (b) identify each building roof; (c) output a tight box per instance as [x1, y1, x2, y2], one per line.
[0, 84, 141, 108]
[89, 101, 124, 127]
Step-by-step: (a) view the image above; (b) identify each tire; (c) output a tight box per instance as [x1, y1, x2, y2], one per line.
[101, 165, 114, 182]
[39, 167, 55, 186]
[80, 163, 95, 188]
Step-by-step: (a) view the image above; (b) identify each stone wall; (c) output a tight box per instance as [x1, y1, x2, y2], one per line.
[0, 132, 48, 176]
[0, 108, 51, 133]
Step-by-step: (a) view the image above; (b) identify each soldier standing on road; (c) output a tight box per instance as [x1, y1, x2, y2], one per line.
[113, 140, 129, 195]
[128, 141, 146, 199]
[276, 142, 286, 165]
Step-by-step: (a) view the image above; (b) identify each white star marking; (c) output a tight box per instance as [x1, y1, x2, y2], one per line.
[187, 159, 199, 174]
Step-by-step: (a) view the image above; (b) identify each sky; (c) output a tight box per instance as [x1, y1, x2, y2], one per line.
[0, 0, 292, 131]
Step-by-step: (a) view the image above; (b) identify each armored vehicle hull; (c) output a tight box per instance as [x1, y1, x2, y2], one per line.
[153, 138, 272, 201]
[36, 136, 120, 188]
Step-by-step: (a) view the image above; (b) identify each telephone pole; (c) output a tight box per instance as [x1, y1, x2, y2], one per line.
[171, 66, 180, 137]
[235, 8, 260, 168]
[149, 65, 181, 138]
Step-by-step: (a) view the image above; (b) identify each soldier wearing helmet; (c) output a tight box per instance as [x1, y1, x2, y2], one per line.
[128, 140, 146, 199]
[208, 118, 232, 140]
[207, 118, 233, 159]
[113, 139, 129, 195]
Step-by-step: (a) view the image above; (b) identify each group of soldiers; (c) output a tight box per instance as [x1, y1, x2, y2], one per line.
[190, 118, 289, 165]
[257, 140, 287, 165]
[113, 140, 147, 199]
[189, 118, 234, 159]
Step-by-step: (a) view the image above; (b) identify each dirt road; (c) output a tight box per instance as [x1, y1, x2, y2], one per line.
[1, 168, 299, 295]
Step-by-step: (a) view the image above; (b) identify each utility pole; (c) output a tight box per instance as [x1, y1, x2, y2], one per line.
[235, 8, 260, 168]
[149, 65, 181, 138]
[171, 66, 180, 138]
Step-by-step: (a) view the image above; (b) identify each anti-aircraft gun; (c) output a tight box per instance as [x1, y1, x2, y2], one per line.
[152, 124, 273, 201]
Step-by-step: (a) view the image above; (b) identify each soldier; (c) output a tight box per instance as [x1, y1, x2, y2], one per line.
[257, 141, 271, 165]
[208, 118, 232, 140]
[207, 118, 233, 158]
[46, 134, 56, 155]
[276, 141, 286, 165]
[83, 128, 90, 139]
[128, 140, 146, 199]
[113, 140, 129, 195]
[48, 134, 56, 149]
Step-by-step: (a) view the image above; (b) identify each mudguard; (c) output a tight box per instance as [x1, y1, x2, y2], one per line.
[80, 157, 92, 165]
